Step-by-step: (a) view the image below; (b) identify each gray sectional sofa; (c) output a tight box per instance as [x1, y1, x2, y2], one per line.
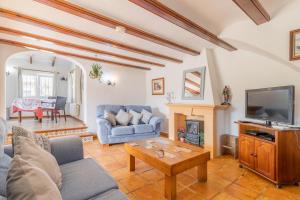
[96, 105, 163, 145]
[2, 136, 127, 200]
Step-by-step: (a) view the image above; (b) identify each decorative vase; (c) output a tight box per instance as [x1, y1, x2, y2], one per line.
[180, 137, 185, 142]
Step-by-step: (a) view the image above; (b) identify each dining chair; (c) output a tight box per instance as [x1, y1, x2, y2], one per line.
[53, 96, 67, 123]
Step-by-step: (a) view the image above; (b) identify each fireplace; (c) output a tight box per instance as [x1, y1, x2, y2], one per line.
[167, 103, 229, 158]
[185, 120, 204, 146]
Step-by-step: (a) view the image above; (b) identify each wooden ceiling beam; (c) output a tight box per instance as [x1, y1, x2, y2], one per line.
[0, 26, 164, 67]
[232, 0, 270, 25]
[129, 0, 237, 51]
[0, 38, 151, 71]
[0, 8, 182, 63]
[34, 0, 200, 56]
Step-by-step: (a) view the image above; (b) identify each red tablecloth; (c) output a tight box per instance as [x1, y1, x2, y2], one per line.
[12, 98, 56, 120]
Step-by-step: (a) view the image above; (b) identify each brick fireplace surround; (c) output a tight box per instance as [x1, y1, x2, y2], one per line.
[166, 103, 229, 158]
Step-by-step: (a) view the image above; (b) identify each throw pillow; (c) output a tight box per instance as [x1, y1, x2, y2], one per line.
[7, 155, 62, 200]
[104, 111, 117, 126]
[12, 126, 51, 154]
[0, 154, 11, 197]
[14, 136, 62, 189]
[116, 109, 132, 126]
[141, 109, 153, 124]
[129, 110, 142, 125]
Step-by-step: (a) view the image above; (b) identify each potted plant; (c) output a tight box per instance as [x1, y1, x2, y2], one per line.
[177, 128, 186, 142]
[89, 63, 103, 81]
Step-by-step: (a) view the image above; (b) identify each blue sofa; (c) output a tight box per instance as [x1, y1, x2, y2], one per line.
[96, 105, 163, 145]
[2, 136, 127, 200]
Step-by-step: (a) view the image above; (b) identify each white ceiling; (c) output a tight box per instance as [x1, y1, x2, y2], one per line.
[0, 0, 295, 70]
[6, 51, 74, 69]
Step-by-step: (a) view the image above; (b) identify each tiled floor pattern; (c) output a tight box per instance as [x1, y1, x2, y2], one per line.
[83, 140, 300, 200]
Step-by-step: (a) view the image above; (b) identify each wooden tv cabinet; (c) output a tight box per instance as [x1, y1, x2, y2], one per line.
[237, 122, 300, 188]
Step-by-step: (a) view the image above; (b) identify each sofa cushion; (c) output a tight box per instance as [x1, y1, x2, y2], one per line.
[0, 154, 11, 197]
[96, 105, 125, 118]
[88, 189, 128, 200]
[125, 105, 152, 113]
[60, 158, 118, 200]
[129, 110, 142, 125]
[14, 136, 62, 189]
[141, 109, 153, 124]
[133, 124, 154, 134]
[12, 126, 51, 154]
[7, 155, 62, 200]
[116, 110, 132, 126]
[104, 111, 117, 126]
[111, 126, 134, 136]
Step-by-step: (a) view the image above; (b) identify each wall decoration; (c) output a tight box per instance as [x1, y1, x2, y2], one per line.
[221, 85, 231, 105]
[152, 77, 164, 95]
[89, 63, 116, 86]
[182, 67, 206, 100]
[290, 29, 300, 60]
[89, 63, 103, 80]
[166, 91, 175, 103]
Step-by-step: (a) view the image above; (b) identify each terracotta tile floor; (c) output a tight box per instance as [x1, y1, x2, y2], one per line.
[83, 140, 300, 200]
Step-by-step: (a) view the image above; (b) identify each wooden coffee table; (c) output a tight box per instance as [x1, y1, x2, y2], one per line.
[124, 138, 210, 200]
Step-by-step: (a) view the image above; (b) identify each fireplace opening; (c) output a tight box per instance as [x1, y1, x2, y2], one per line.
[184, 120, 204, 147]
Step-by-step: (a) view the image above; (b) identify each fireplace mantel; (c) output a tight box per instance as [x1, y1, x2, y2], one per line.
[166, 103, 229, 158]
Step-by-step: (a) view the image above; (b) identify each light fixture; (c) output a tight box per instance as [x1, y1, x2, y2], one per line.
[99, 74, 116, 86]
[115, 26, 126, 33]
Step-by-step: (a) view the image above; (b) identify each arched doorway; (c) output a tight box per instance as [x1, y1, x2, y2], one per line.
[4, 50, 87, 134]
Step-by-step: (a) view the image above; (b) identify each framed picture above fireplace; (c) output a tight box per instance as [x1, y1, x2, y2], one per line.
[182, 67, 206, 100]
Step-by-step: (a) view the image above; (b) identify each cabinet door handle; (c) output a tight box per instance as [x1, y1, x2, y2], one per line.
[253, 153, 257, 157]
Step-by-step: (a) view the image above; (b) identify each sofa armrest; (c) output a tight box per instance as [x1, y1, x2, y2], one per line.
[149, 116, 163, 134]
[50, 136, 83, 165]
[96, 118, 112, 144]
[4, 145, 13, 157]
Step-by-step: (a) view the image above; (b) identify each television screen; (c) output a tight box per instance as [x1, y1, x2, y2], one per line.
[246, 86, 295, 124]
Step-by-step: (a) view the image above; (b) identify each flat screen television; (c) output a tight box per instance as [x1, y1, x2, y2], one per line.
[245, 86, 295, 124]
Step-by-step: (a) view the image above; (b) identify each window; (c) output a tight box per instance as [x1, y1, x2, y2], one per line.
[22, 70, 55, 98]
[39, 74, 54, 97]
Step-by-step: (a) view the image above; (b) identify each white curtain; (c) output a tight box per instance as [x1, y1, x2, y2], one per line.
[68, 66, 82, 117]
[53, 73, 58, 97]
[17, 68, 23, 98]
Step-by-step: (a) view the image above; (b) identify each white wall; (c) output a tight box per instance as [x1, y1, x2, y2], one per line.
[0, 44, 147, 133]
[145, 0, 300, 136]
[212, 0, 300, 135]
[145, 49, 221, 132]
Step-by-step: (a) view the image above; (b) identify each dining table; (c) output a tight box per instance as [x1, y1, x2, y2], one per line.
[12, 98, 56, 123]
